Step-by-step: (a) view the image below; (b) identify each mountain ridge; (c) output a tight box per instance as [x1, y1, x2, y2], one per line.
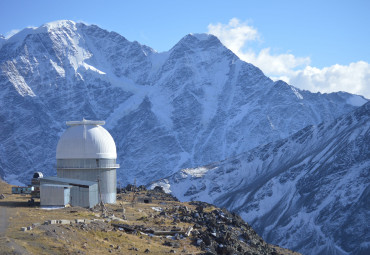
[152, 102, 370, 254]
[0, 20, 367, 187]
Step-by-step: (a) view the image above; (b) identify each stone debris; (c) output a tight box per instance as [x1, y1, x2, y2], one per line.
[32, 223, 41, 228]
[59, 220, 71, 225]
[156, 201, 275, 255]
[151, 207, 163, 212]
[15, 188, 298, 255]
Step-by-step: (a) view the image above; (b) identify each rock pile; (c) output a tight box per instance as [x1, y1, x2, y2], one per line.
[158, 201, 277, 255]
[146, 187, 179, 202]
[119, 184, 147, 193]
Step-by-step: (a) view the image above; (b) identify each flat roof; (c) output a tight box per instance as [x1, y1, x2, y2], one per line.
[41, 184, 72, 188]
[41, 176, 97, 187]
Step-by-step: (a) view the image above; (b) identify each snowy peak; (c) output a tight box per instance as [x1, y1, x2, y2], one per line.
[185, 33, 224, 47]
[0, 20, 366, 185]
[170, 33, 229, 54]
[42, 19, 77, 31]
[3, 20, 78, 45]
[0, 35, 4, 49]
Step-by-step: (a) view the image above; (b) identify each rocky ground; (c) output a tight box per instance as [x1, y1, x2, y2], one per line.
[0, 181, 299, 254]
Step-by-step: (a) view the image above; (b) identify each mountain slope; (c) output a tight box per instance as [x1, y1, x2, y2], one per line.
[0, 20, 367, 185]
[153, 102, 370, 255]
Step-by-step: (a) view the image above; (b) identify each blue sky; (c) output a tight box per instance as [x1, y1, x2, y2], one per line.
[0, 0, 369, 97]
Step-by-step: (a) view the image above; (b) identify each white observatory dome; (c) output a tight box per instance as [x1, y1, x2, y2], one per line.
[56, 119, 117, 159]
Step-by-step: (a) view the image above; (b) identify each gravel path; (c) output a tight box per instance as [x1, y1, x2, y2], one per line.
[0, 205, 8, 236]
[0, 205, 30, 254]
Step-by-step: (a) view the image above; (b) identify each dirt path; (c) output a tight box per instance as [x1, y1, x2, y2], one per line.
[0, 205, 8, 236]
[0, 205, 30, 254]
[0, 205, 10, 250]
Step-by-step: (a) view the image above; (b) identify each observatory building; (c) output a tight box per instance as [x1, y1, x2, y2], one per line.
[55, 119, 119, 204]
[40, 119, 119, 208]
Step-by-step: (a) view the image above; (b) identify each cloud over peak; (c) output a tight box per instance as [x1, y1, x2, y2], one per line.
[289, 61, 370, 97]
[208, 18, 370, 99]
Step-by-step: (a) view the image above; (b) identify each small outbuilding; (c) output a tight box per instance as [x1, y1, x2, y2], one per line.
[40, 176, 99, 208]
[40, 184, 71, 207]
[11, 186, 34, 194]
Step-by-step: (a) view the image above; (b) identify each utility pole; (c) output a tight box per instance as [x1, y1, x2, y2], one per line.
[98, 177, 107, 217]
[131, 178, 137, 208]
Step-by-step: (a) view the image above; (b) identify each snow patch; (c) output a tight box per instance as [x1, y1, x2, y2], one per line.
[267, 115, 275, 130]
[5, 61, 35, 97]
[182, 167, 210, 178]
[150, 179, 171, 194]
[149, 90, 174, 129]
[291, 86, 304, 100]
[191, 33, 213, 41]
[346, 95, 367, 106]
[44, 20, 76, 31]
[50, 59, 65, 77]
[81, 62, 106, 75]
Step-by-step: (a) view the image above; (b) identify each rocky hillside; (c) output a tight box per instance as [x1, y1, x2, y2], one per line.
[0, 20, 367, 185]
[0, 180, 299, 254]
[152, 102, 370, 254]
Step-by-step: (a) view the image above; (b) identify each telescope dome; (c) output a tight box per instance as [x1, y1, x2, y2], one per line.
[56, 119, 117, 159]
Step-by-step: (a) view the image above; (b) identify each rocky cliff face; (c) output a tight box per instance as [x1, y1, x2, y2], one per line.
[153, 102, 370, 255]
[0, 20, 366, 186]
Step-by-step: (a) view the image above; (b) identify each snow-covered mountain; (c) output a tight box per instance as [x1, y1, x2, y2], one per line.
[153, 102, 370, 255]
[0, 35, 5, 48]
[0, 20, 367, 186]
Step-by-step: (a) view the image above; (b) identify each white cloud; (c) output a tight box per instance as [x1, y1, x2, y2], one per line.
[208, 18, 370, 99]
[287, 62, 370, 98]
[208, 18, 310, 77]
[240, 48, 310, 77]
[207, 18, 259, 53]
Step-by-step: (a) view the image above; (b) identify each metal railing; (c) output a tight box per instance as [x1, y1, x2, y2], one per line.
[56, 159, 120, 169]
